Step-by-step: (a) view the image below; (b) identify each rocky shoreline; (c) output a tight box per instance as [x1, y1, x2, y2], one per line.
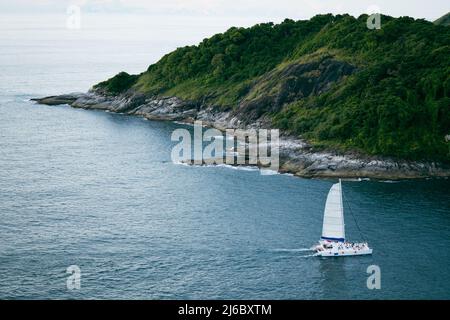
[32, 91, 450, 180]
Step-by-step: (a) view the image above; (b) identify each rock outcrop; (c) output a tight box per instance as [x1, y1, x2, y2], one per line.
[32, 90, 450, 180]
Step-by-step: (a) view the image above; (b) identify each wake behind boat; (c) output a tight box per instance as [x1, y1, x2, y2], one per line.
[313, 180, 373, 257]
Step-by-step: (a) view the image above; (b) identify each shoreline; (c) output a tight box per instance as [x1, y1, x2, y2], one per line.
[31, 91, 450, 180]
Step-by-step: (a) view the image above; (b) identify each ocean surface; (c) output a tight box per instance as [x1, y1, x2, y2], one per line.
[1, 13, 450, 300]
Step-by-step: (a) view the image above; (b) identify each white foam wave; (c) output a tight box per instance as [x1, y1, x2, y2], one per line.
[271, 248, 313, 253]
[215, 164, 259, 171]
[174, 121, 193, 126]
[174, 162, 297, 178]
[173, 161, 190, 166]
[380, 180, 400, 183]
[342, 177, 370, 182]
[260, 169, 279, 176]
[282, 173, 294, 177]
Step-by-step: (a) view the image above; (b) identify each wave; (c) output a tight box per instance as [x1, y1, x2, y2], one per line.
[173, 161, 190, 166]
[174, 161, 295, 177]
[215, 164, 259, 171]
[380, 180, 401, 183]
[173, 162, 259, 172]
[298, 254, 316, 258]
[260, 169, 280, 176]
[270, 248, 316, 258]
[270, 248, 313, 253]
[343, 177, 370, 182]
[174, 121, 193, 126]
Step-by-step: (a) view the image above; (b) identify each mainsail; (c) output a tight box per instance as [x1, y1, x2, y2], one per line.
[321, 180, 345, 242]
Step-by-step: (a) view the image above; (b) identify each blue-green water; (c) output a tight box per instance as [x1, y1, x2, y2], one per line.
[1, 13, 449, 300]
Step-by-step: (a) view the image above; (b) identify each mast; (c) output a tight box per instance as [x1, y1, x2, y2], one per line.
[339, 179, 345, 240]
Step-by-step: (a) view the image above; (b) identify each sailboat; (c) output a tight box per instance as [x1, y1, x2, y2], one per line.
[313, 179, 373, 257]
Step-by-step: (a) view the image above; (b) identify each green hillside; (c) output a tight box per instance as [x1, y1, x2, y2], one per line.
[434, 12, 450, 26]
[94, 14, 450, 162]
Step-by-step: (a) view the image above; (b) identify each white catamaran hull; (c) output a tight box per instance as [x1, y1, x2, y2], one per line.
[314, 248, 373, 257]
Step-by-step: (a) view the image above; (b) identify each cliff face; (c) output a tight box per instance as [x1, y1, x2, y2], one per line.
[234, 57, 357, 124]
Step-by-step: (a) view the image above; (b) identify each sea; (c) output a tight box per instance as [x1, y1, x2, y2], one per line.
[0, 13, 449, 299]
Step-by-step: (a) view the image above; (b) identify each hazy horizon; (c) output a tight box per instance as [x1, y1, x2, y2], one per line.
[1, 1, 448, 93]
[0, 0, 448, 22]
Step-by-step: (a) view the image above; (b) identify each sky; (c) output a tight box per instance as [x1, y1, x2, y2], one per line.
[0, 0, 448, 21]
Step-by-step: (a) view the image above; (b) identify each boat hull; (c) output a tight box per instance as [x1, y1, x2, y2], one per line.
[314, 248, 373, 257]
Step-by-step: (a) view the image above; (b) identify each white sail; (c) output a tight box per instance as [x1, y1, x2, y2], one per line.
[321, 180, 345, 242]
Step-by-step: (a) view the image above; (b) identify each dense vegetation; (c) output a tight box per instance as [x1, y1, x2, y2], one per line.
[95, 14, 450, 162]
[434, 12, 450, 26]
[94, 72, 139, 95]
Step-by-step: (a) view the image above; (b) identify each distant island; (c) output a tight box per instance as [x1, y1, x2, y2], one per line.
[34, 13, 450, 179]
